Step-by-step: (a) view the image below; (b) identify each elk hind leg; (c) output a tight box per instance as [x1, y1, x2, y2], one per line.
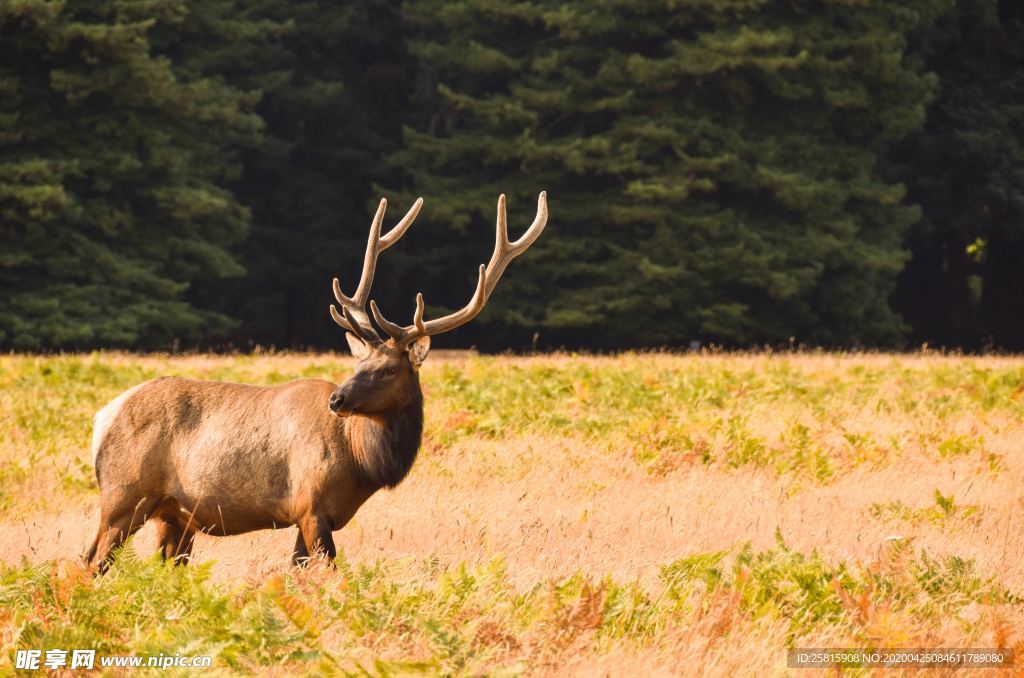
[153, 516, 195, 565]
[291, 530, 310, 567]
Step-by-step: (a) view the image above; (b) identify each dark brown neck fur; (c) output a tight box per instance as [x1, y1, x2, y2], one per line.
[347, 389, 423, 489]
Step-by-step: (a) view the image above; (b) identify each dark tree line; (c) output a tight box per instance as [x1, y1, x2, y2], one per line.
[893, 0, 1024, 350]
[1, 0, 1021, 352]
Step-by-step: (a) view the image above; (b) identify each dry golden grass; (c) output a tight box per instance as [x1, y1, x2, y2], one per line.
[1, 351, 1023, 675]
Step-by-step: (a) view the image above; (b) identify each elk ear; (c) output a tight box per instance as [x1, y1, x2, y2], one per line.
[345, 332, 372, 360]
[408, 335, 431, 369]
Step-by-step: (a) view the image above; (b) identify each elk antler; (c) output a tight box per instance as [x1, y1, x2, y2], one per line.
[330, 197, 424, 346]
[371, 192, 548, 349]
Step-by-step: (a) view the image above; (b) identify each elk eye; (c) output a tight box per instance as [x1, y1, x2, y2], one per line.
[384, 366, 398, 377]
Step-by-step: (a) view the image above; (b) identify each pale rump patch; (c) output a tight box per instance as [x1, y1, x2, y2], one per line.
[91, 383, 145, 468]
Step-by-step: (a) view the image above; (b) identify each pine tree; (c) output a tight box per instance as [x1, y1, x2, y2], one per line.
[166, 0, 411, 349]
[0, 0, 259, 350]
[390, 0, 949, 349]
[893, 0, 1024, 349]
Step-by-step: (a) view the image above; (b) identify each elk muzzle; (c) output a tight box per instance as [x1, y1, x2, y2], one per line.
[328, 388, 351, 416]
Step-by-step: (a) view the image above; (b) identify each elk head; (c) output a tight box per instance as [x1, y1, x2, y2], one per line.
[327, 192, 549, 416]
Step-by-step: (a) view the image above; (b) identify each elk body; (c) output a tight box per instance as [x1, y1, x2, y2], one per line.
[85, 193, 548, 571]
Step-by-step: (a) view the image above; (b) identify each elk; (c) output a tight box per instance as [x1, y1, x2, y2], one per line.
[84, 192, 548, 571]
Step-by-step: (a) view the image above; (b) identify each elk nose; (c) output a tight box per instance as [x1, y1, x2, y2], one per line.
[328, 391, 345, 412]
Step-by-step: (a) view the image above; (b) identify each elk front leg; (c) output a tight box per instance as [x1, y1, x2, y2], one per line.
[296, 515, 336, 565]
[291, 529, 310, 566]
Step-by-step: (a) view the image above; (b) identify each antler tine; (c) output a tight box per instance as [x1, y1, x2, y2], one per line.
[349, 198, 387, 306]
[330, 288, 371, 338]
[369, 299, 409, 341]
[367, 191, 547, 351]
[369, 293, 425, 346]
[420, 265, 487, 336]
[381, 197, 423, 249]
[484, 192, 548, 299]
[371, 266, 487, 349]
[332, 305, 380, 347]
[331, 197, 423, 344]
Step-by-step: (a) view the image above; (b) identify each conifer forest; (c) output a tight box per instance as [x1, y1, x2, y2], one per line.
[2, 1, 1022, 352]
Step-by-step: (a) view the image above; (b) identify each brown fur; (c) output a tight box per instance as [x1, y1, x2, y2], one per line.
[86, 338, 425, 571]
[83, 189, 549, 572]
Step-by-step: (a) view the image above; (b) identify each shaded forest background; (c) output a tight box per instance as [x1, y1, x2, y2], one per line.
[1, 0, 1022, 352]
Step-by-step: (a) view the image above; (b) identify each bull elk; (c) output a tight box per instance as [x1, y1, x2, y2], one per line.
[84, 192, 548, 571]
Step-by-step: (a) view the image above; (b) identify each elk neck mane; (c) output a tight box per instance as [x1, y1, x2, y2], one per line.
[346, 391, 424, 489]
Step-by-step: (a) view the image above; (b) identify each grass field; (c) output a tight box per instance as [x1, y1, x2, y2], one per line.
[1, 351, 1023, 675]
